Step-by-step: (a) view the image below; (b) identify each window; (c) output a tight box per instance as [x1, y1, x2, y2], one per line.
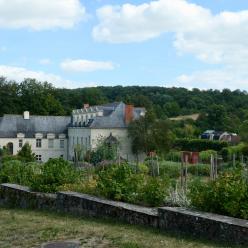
[36, 155, 42, 161]
[48, 139, 54, 148]
[36, 139, 42, 148]
[19, 139, 23, 148]
[60, 139, 64, 149]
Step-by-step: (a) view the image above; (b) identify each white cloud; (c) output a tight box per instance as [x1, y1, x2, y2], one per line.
[0, 65, 70, 87]
[60, 59, 115, 72]
[93, 0, 211, 43]
[0, 0, 86, 30]
[0, 65, 95, 88]
[39, 59, 52, 65]
[93, 0, 248, 89]
[174, 67, 248, 90]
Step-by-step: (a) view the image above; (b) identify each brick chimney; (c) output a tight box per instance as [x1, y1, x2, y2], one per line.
[125, 104, 134, 125]
[83, 103, 89, 109]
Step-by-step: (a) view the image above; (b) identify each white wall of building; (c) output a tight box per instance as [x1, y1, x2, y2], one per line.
[0, 138, 68, 162]
[68, 127, 137, 161]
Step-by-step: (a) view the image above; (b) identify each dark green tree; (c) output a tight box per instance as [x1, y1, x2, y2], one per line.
[17, 143, 36, 162]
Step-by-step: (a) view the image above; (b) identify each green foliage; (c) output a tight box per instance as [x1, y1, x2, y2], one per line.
[221, 148, 229, 162]
[96, 164, 141, 202]
[128, 111, 173, 156]
[165, 151, 181, 162]
[96, 163, 169, 206]
[174, 138, 228, 152]
[189, 168, 248, 219]
[0, 160, 41, 186]
[88, 140, 117, 165]
[187, 164, 210, 176]
[30, 158, 80, 193]
[239, 120, 248, 142]
[159, 161, 181, 178]
[199, 150, 217, 163]
[17, 143, 36, 162]
[141, 177, 169, 206]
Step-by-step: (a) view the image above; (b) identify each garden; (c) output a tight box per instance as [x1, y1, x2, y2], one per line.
[1, 140, 248, 220]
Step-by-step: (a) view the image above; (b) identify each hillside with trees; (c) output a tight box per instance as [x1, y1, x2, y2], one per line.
[1, 77, 248, 136]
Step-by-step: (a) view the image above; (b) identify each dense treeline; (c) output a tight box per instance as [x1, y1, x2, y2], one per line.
[1, 77, 248, 134]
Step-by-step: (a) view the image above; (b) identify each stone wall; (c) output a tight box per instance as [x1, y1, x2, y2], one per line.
[56, 191, 158, 227]
[158, 207, 248, 245]
[0, 183, 248, 245]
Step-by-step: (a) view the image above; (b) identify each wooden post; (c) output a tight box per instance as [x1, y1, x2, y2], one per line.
[157, 156, 160, 176]
[180, 152, 184, 189]
[233, 154, 236, 168]
[210, 154, 214, 180]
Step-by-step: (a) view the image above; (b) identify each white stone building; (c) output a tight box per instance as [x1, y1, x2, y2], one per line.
[0, 102, 145, 162]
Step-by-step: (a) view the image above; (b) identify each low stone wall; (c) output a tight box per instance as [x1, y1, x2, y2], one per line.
[158, 207, 248, 245]
[0, 183, 248, 245]
[56, 191, 158, 227]
[0, 183, 56, 210]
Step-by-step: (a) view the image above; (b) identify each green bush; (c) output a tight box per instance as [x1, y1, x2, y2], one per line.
[199, 150, 217, 163]
[165, 151, 181, 162]
[96, 164, 142, 203]
[189, 168, 248, 219]
[221, 147, 229, 162]
[96, 163, 169, 206]
[187, 164, 210, 176]
[17, 143, 36, 162]
[140, 177, 169, 206]
[159, 161, 181, 178]
[0, 160, 41, 186]
[30, 158, 80, 193]
[174, 138, 228, 152]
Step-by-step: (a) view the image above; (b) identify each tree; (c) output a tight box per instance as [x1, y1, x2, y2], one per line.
[128, 111, 173, 157]
[239, 120, 248, 143]
[17, 143, 36, 162]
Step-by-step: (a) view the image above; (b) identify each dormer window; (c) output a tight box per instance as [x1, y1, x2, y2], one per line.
[17, 133, 25, 138]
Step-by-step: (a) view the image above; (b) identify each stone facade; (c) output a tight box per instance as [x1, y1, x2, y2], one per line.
[1, 183, 248, 245]
[0, 102, 145, 162]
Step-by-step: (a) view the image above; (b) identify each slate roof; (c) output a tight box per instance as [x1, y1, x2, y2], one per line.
[87, 102, 145, 129]
[0, 115, 71, 138]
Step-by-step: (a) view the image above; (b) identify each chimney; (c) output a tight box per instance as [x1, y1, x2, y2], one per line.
[83, 103, 89, 109]
[23, 111, 30, 120]
[125, 104, 134, 125]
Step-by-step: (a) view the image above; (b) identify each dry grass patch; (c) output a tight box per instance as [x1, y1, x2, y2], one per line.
[0, 207, 243, 248]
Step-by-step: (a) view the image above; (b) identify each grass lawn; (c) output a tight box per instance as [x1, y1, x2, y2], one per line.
[0, 207, 243, 248]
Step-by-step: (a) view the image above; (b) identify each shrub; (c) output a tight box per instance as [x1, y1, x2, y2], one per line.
[30, 158, 80, 193]
[0, 160, 41, 186]
[174, 138, 228, 152]
[96, 163, 169, 206]
[159, 161, 181, 178]
[187, 164, 210, 176]
[165, 151, 181, 162]
[221, 147, 229, 162]
[96, 164, 142, 203]
[199, 150, 217, 163]
[17, 143, 36, 162]
[140, 177, 169, 206]
[189, 168, 248, 219]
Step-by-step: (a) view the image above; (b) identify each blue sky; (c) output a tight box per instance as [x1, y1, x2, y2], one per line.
[1, 0, 248, 90]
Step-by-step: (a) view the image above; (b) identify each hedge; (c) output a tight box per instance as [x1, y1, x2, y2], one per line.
[174, 138, 228, 152]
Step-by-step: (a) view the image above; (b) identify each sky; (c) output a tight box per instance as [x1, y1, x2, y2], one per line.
[1, 0, 248, 90]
